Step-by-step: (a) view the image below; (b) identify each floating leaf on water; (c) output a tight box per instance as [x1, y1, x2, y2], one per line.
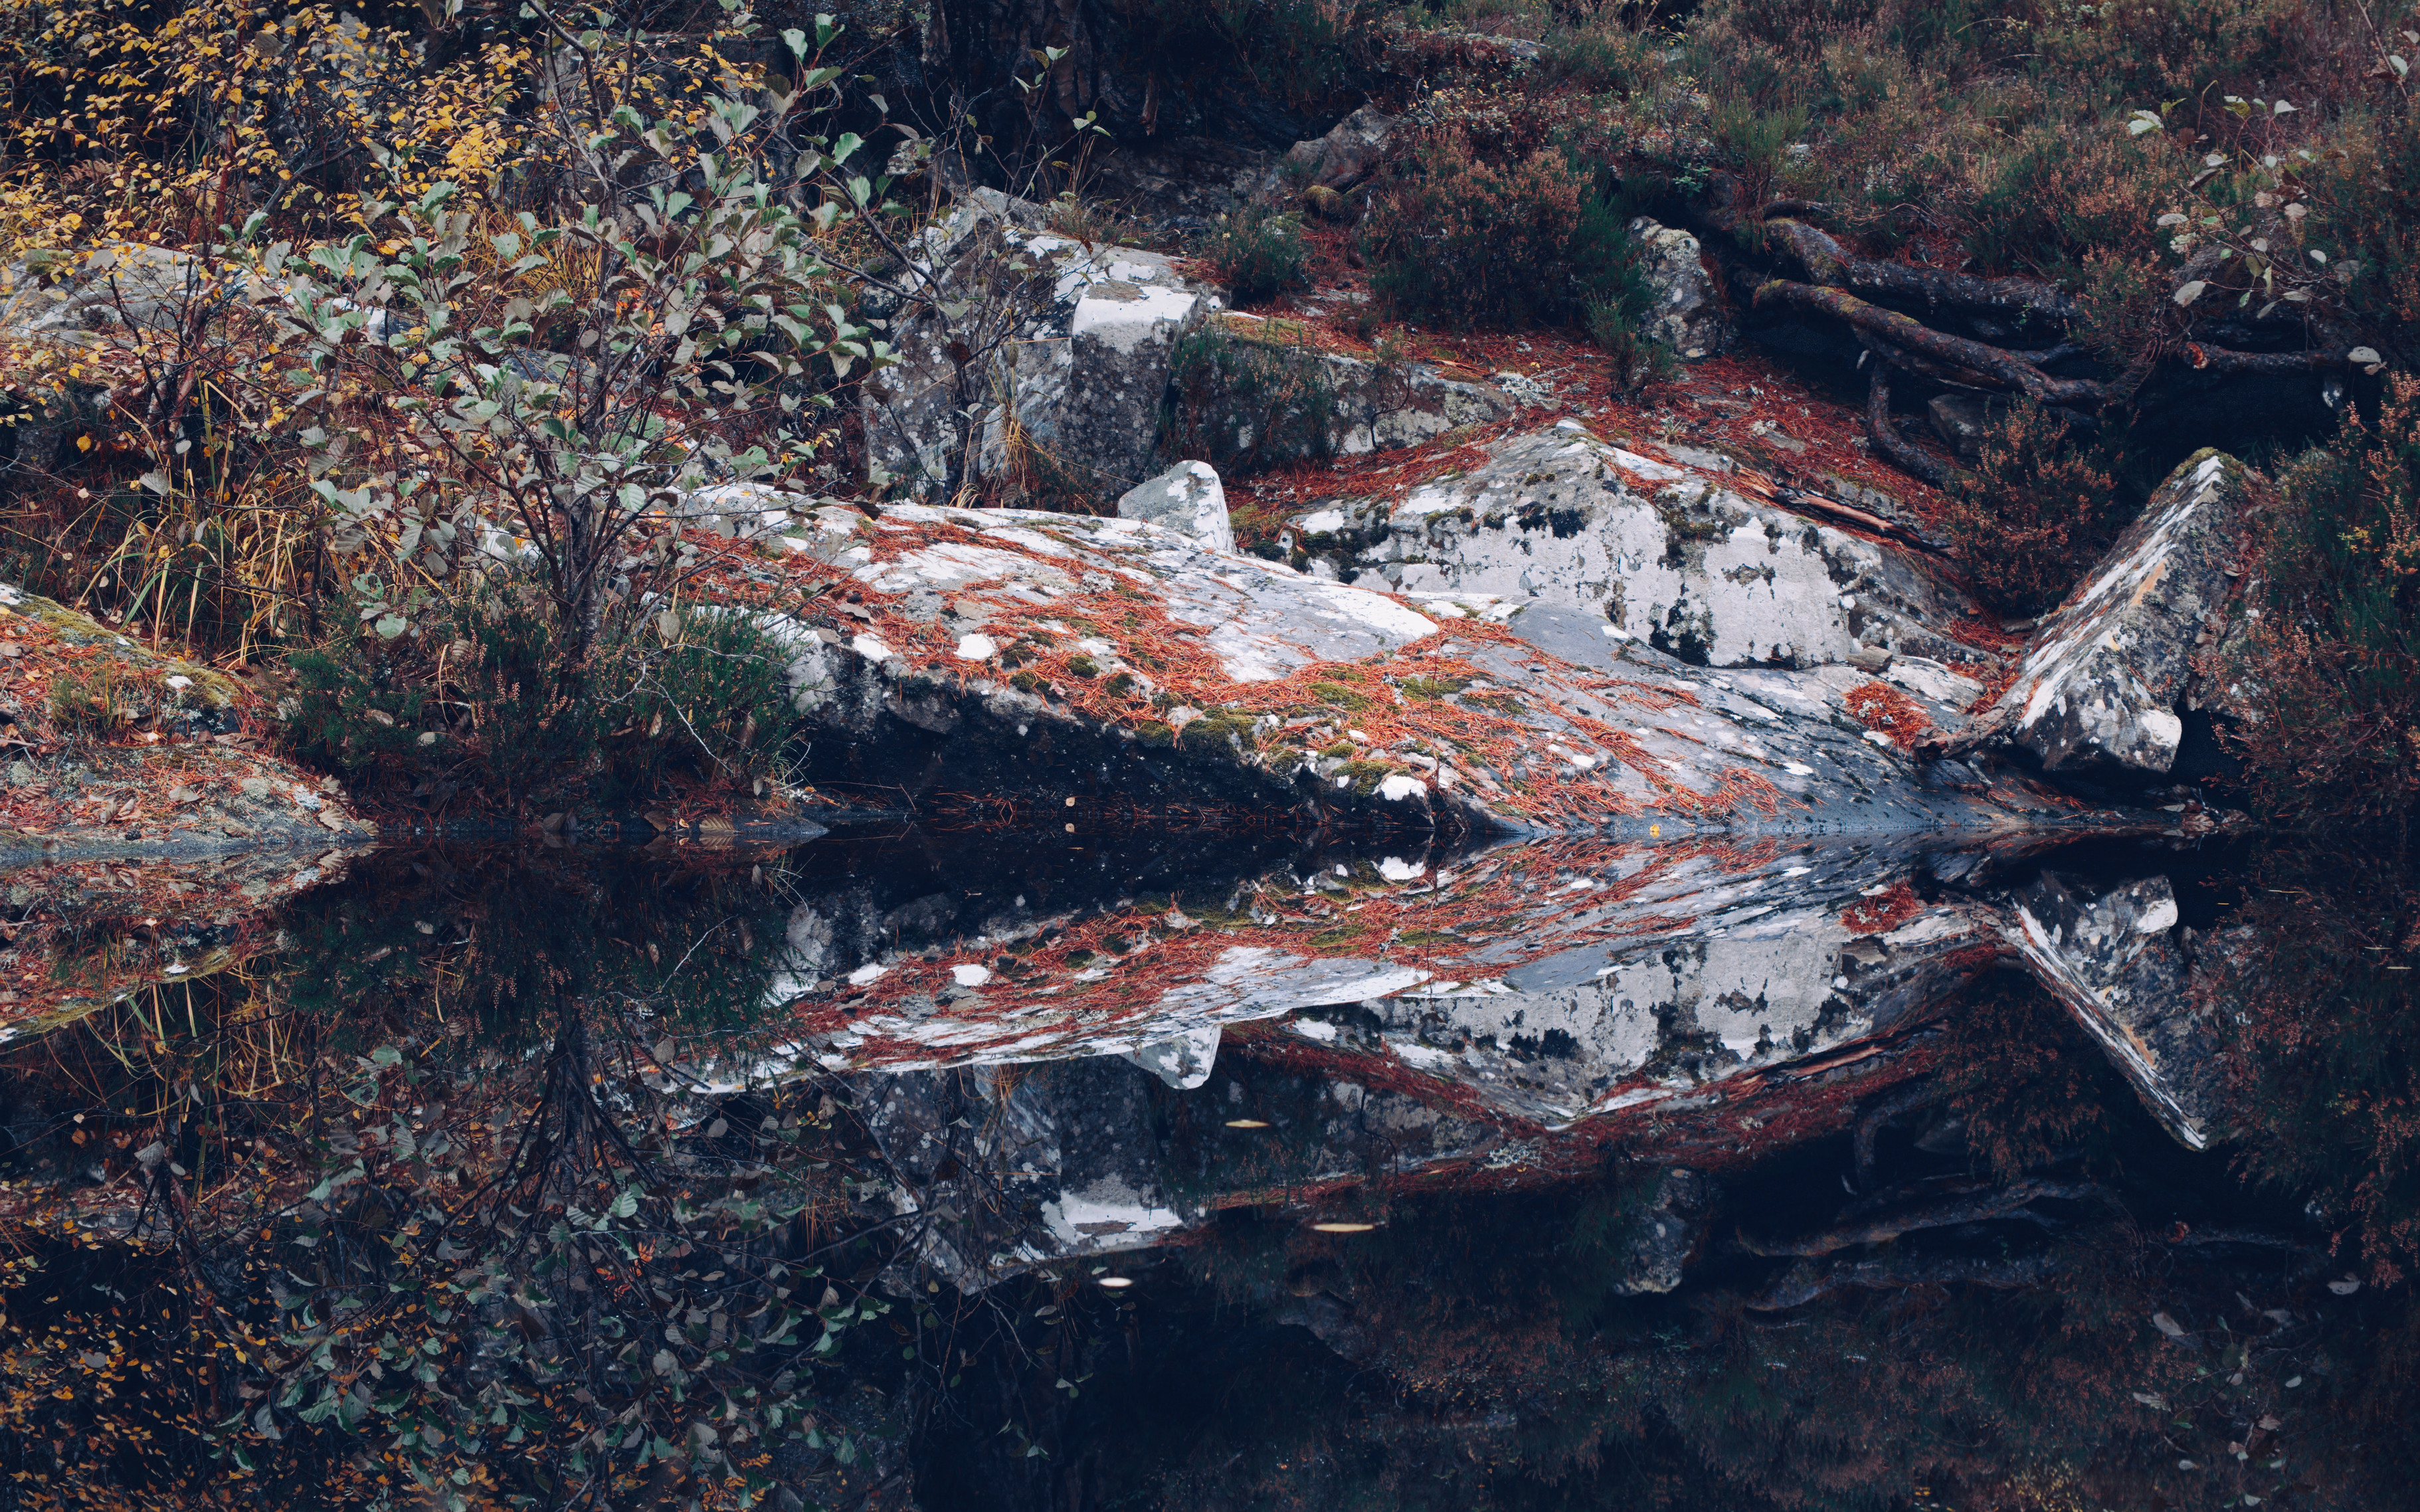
[2131, 1392, 2169, 1410]
[2326, 1277, 2361, 1295]
[1097, 1277, 1134, 1289]
[1224, 1119, 1270, 1129]
[2153, 1311, 2188, 1337]
[1311, 1222, 1377, 1234]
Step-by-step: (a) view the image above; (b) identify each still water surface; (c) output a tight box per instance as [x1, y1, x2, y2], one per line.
[0, 824, 2412, 1510]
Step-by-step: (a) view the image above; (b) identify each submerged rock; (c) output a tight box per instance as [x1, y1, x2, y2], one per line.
[1970, 450, 2251, 774]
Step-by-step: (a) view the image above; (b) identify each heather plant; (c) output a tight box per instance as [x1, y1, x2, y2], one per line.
[1939, 397, 2126, 615]
[1366, 127, 1640, 330]
[1194, 203, 1311, 307]
[2229, 374, 2420, 827]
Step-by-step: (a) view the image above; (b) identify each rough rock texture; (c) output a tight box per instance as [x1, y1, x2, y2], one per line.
[765, 497, 2140, 838]
[1285, 422, 1989, 672]
[1082, 136, 1283, 233]
[1117, 459, 1234, 553]
[1280, 104, 1397, 194]
[1171, 312, 1514, 470]
[1, 245, 210, 343]
[862, 191, 1222, 500]
[1974, 450, 2251, 773]
[0, 844, 364, 1048]
[0, 582, 375, 857]
[2000, 870, 2227, 1150]
[1629, 219, 1733, 361]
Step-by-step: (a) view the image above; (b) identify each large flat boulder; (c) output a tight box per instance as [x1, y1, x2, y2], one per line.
[1975, 450, 2251, 773]
[765, 498, 2128, 838]
[1282, 422, 1991, 674]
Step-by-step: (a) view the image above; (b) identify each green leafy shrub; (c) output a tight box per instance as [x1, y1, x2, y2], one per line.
[1938, 397, 2126, 615]
[1366, 128, 1640, 330]
[282, 583, 597, 801]
[1195, 203, 1311, 308]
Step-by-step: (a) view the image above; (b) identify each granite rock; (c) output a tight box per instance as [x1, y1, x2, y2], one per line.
[1976, 450, 2250, 773]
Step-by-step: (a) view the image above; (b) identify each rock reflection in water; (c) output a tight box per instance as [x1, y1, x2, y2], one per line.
[0, 832, 2411, 1509]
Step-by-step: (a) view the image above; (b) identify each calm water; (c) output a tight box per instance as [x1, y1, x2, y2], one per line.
[0, 823, 2413, 1511]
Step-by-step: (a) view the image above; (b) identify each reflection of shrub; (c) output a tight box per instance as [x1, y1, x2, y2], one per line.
[1366, 127, 1639, 330]
[2229, 377, 2420, 826]
[1938, 397, 2125, 616]
[1194, 204, 1310, 308]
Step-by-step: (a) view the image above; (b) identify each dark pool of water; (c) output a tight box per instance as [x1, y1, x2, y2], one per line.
[0, 823, 2411, 1509]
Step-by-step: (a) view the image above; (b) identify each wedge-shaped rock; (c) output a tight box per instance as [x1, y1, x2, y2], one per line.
[1980, 450, 2249, 773]
[2000, 871, 2225, 1149]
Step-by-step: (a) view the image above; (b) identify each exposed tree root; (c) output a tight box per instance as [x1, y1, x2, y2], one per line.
[1759, 279, 2116, 407]
[1862, 365, 1956, 488]
[1756, 208, 2082, 326]
[1736, 1175, 2096, 1258]
[1748, 1252, 2061, 1310]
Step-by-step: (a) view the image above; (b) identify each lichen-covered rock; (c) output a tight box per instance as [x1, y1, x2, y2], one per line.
[861, 190, 1221, 501]
[1168, 312, 1513, 470]
[2000, 871, 2227, 1149]
[1628, 219, 1733, 360]
[1277, 104, 1397, 195]
[0, 581, 376, 858]
[1117, 459, 1234, 553]
[1285, 422, 1988, 673]
[761, 498, 2128, 839]
[1975, 450, 2250, 773]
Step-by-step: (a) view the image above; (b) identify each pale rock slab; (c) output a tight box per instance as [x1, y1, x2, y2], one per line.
[1117, 459, 1235, 553]
[1286, 425, 1987, 672]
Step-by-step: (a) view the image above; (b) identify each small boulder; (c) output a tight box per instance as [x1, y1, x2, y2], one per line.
[1628, 219, 1734, 361]
[1275, 104, 1397, 195]
[1117, 460, 1235, 554]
